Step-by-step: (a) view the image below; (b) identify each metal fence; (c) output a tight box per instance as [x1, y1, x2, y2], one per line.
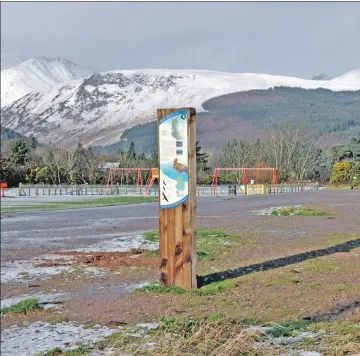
[18, 182, 319, 197]
[265, 182, 319, 194]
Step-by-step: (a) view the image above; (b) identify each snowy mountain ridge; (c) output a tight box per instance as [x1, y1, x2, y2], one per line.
[0, 50, 27, 70]
[1, 56, 94, 107]
[2, 67, 360, 148]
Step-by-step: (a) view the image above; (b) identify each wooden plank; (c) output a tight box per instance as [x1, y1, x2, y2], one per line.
[189, 108, 197, 288]
[158, 108, 197, 290]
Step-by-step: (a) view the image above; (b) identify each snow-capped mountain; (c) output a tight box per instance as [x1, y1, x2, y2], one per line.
[0, 50, 27, 70]
[1, 56, 94, 107]
[311, 72, 332, 80]
[2, 68, 360, 148]
[331, 69, 360, 87]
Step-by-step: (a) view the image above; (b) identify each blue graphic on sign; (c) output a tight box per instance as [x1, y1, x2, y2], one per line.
[159, 110, 189, 210]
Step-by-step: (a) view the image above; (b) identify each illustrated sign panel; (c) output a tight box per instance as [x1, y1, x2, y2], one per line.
[159, 109, 188, 209]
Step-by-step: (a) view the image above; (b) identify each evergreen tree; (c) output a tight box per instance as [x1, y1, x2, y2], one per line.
[332, 134, 360, 163]
[72, 143, 91, 184]
[11, 140, 30, 166]
[196, 141, 210, 172]
[30, 136, 38, 149]
[128, 141, 136, 159]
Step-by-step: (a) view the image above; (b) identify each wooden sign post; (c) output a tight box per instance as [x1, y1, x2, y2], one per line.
[157, 108, 197, 290]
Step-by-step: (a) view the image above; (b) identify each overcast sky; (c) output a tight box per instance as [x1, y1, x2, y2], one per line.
[1, 2, 359, 78]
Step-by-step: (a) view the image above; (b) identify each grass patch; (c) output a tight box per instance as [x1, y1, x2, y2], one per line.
[138, 284, 187, 295]
[143, 231, 159, 243]
[194, 279, 238, 296]
[37, 346, 88, 355]
[271, 206, 328, 216]
[208, 312, 225, 323]
[1, 298, 40, 315]
[160, 316, 198, 336]
[137, 278, 238, 296]
[312, 321, 360, 337]
[143, 229, 236, 261]
[1, 196, 157, 213]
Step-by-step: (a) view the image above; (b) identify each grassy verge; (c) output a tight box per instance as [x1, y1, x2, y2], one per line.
[1, 298, 40, 315]
[142, 229, 237, 261]
[43, 317, 360, 356]
[1, 196, 157, 213]
[271, 206, 328, 216]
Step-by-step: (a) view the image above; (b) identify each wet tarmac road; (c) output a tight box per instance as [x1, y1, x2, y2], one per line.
[1, 190, 360, 263]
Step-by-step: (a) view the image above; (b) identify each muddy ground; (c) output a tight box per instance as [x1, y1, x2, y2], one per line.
[1, 190, 359, 354]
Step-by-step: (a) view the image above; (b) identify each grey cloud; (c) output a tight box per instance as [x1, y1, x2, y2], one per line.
[1, 2, 359, 77]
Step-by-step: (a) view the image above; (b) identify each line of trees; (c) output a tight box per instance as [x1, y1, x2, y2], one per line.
[212, 128, 331, 184]
[1, 129, 359, 187]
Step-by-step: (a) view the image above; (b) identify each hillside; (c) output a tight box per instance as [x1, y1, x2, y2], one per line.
[1, 57, 94, 107]
[202, 87, 360, 133]
[0, 127, 27, 142]
[2, 68, 360, 148]
[97, 87, 360, 154]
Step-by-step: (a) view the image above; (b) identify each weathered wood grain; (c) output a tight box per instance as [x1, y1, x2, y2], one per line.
[157, 108, 197, 290]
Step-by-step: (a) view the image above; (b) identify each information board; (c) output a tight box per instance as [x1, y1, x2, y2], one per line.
[159, 109, 189, 209]
[246, 184, 265, 195]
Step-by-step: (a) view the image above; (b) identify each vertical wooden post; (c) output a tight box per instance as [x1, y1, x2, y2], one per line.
[158, 108, 197, 290]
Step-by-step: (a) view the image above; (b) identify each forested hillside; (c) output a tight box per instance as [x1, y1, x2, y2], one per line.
[203, 87, 360, 134]
[1, 127, 27, 142]
[97, 87, 360, 155]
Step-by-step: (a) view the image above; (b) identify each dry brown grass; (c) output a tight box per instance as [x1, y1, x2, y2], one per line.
[98, 316, 360, 356]
[100, 318, 286, 356]
[150, 321, 283, 356]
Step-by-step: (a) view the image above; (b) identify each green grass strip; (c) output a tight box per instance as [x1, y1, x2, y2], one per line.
[1, 196, 157, 213]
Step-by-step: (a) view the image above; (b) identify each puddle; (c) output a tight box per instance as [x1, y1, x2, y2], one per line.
[1, 321, 117, 356]
[1, 258, 74, 284]
[1, 255, 105, 284]
[71, 234, 158, 253]
[1, 321, 159, 356]
[1, 282, 149, 311]
[1, 231, 158, 284]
